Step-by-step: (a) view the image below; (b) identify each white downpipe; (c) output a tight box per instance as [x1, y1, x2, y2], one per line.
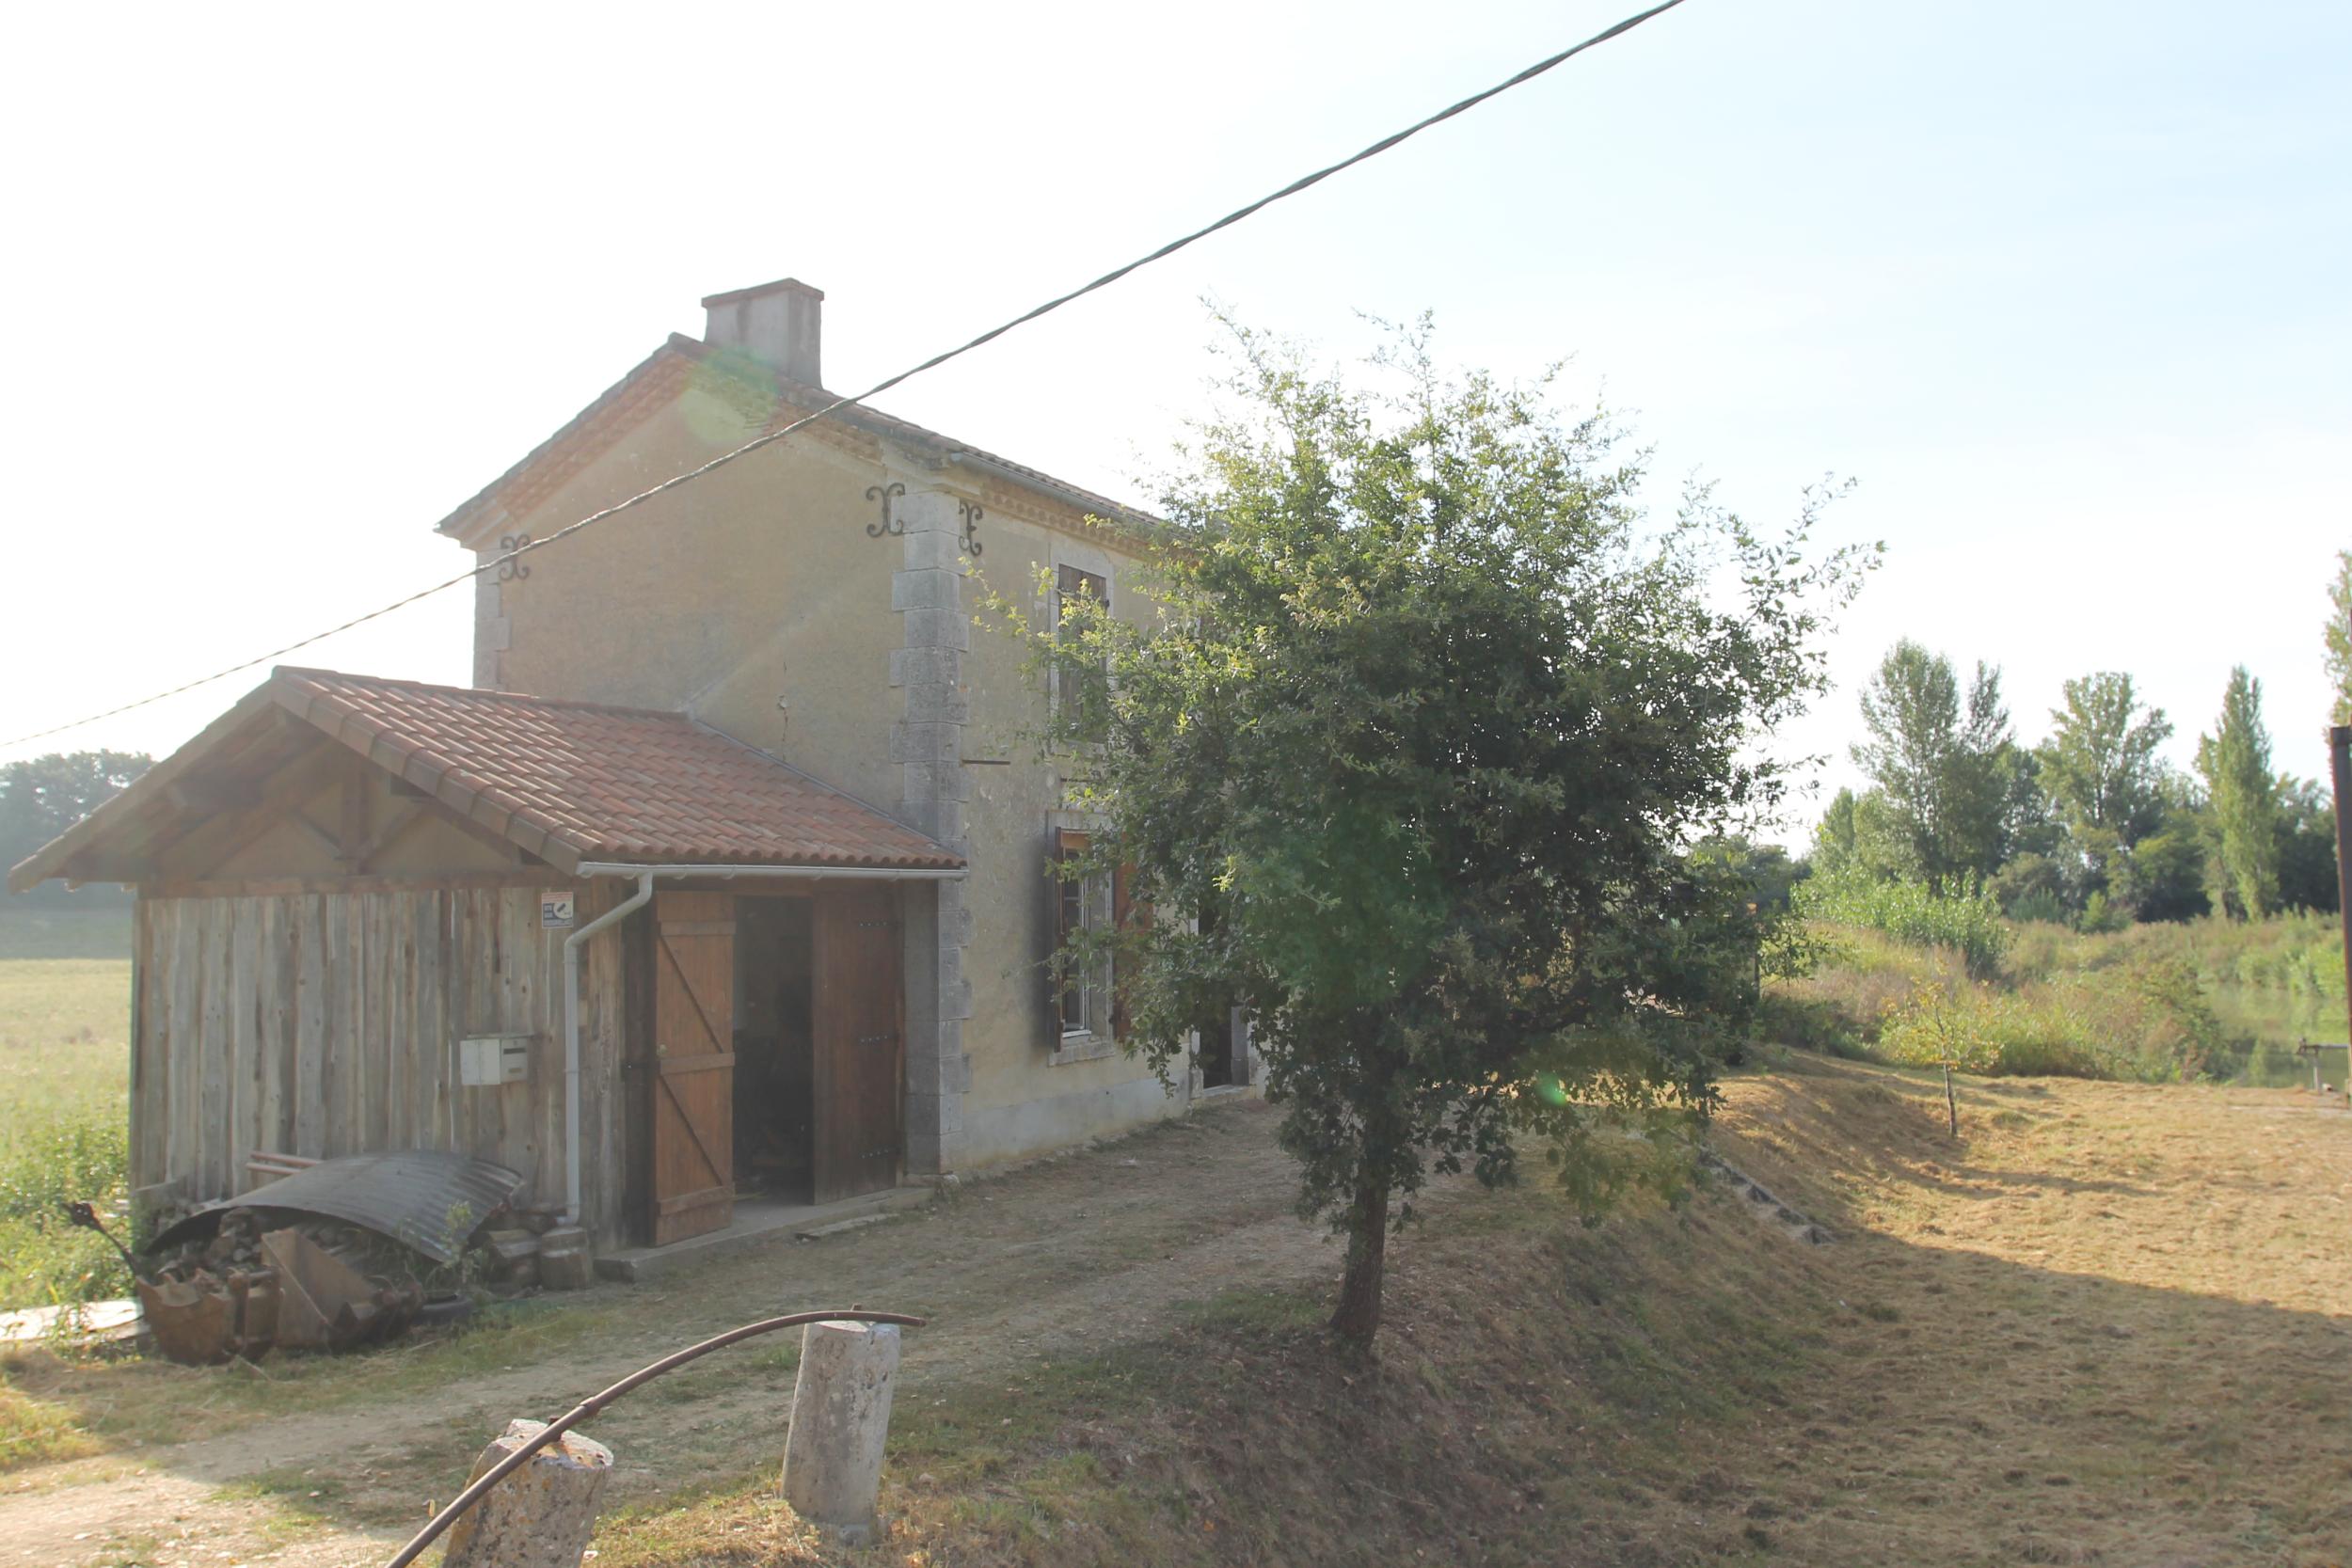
[557, 860, 963, 1225]
[561, 871, 654, 1225]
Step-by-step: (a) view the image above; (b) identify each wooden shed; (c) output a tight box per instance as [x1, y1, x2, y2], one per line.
[8, 667, 963, 1252]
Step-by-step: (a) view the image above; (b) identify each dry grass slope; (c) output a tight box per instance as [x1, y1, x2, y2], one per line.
[591, 1060, 2352, 1567]
[1, 1058, 2344, 1567]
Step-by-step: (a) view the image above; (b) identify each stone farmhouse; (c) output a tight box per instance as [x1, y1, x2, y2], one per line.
[8, 277, 1253, 1259]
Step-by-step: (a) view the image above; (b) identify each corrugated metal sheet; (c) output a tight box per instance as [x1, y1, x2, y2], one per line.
[149, 1151, 524, 1266]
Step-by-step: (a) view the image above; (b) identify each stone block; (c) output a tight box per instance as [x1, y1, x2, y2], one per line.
[889, 721, 961, 766]
[890, 647, 964, 689]
[901, 528, 963, 572]
[901, 682, 969, 724]
[537, 1227, 593, 1291]
[440, 1418, 613, 1568]
[900, 607, 970, 652]
[891, 569, 960, 612]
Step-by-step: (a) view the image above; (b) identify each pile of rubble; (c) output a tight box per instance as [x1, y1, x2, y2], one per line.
[98, 1148, 594, 1367]
[139, 1210, 427, 1364]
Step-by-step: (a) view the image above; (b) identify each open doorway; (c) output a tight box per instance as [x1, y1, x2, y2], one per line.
[733, 896, 814, 1204]
[1195, 893, 1243, 1089]
[1199, 1008, 1240, 1088]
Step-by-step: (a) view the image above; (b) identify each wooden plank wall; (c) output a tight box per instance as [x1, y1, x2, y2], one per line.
[132, 881, 637, 1246]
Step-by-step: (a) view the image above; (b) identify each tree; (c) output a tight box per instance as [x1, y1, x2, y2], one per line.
[1005, 321, 1871, 1351]
[2273, 775, 2341, 914]
[2039, 673, 2173, 848]
[0, 751, 153, 905]
[2107, 771, 2210, 924]
[1811, 785, 1919, 882]
[2195, 667, 2280, 920]
[2327, 550, 2352, 726]
[2037, 672, 2174, 904]
[1850, 641, 2026, 886]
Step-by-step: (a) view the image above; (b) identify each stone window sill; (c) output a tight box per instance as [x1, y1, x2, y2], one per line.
[1050, 1033, 1120, 1067]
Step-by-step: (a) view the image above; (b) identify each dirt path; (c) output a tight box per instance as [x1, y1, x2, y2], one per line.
[4, 1101, 1343, 1568]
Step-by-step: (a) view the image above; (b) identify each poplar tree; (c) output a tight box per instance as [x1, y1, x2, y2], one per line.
[2195, 667, 2280, 920]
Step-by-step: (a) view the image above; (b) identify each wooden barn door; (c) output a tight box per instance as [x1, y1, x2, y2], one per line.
[811, 883, 903, 1205]
[650, 891, 735, 1244]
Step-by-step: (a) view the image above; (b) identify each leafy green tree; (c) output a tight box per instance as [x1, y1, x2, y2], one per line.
[1850, 641, 2026, 886]
[1006, 321, 1871, 1351]
[2273, 775, 2341, 914]
[1811, 784, 1924, 882]
[2327, 550, 2352, 725]
[0, 751, 152, 906]
[2108, 774, 2211, 924]
[2195, 667, 2281, 920]
[1690, 834, 1804, 912]
[2039, 673, 2173, 847]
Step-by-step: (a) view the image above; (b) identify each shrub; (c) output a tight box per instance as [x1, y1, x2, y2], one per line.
[0, 1113, 130, 1308]
[1874, 955, 2229, 1082]
[1793, 870, 2010, 978]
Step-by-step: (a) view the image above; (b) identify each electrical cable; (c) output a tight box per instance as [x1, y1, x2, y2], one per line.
[2, 0, 1689, 752]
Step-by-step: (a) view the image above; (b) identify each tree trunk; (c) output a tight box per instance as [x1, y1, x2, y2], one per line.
[1328, 1170, 1391, 1353]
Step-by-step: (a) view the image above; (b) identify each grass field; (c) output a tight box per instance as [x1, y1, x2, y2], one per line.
[0, 903, 133, 961]
[0, 956, 135, 1309]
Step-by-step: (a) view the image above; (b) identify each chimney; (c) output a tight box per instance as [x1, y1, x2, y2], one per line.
[700, 277, 823, 388]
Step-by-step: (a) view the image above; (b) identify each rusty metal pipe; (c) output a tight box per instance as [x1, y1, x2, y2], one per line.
[382, 1307, 926, 1568]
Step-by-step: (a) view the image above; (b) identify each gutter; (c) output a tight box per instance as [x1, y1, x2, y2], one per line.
[557, 860, 965, 1226]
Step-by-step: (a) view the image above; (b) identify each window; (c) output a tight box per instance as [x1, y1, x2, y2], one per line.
[1053, 565, 1109, 742]
[1050, 827, 1147, 1051]
[1051, 828, 1112, 1040]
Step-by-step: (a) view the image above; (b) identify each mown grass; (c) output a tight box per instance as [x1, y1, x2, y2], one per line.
[582, 1171, 1840, 1568]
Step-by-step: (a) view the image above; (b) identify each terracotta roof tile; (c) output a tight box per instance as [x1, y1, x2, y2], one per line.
[274, 668, 961, 874]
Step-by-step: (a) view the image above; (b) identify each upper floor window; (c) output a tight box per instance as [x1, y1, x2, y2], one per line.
[1053, 565, 1110, 743]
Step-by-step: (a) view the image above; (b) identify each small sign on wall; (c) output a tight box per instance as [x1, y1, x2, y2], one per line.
[541, 892, 577, 929]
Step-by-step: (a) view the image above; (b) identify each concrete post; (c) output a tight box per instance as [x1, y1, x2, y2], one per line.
[780, 1320, 903, 1545]
[439, 1418, 613, 1568]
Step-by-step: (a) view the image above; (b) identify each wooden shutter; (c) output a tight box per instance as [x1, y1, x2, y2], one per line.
[1110, 860, 1151, 1040]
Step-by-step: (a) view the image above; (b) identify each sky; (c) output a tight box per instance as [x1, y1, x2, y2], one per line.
[2, 0, 2344, 848]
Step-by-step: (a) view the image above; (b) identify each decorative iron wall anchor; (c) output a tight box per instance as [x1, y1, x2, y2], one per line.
[865, 483, 906, 537]
[958, 499, 984, 557]
[495, 533, 532, 582]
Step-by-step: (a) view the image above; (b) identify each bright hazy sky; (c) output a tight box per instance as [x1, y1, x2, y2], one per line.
[3, 1, 2344, 847]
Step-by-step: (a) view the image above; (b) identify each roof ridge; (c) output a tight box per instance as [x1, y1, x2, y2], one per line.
[440, 331, 1162, 546]
[273, 666, 703, 724]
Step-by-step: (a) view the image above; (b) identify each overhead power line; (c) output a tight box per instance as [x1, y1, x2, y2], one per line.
[2, 0, 1690, 752]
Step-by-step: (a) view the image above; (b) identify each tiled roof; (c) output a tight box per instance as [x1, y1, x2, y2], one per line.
[434, 334, 1162, 545]
[273, 668, 961, 873]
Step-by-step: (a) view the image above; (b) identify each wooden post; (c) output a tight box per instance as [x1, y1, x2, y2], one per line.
[1942, 1059, 1959, 1137]
[2328, 725, 2352, 1107]
[439, 1418, 613, 1568]
[780, 1320, 902, 1545]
